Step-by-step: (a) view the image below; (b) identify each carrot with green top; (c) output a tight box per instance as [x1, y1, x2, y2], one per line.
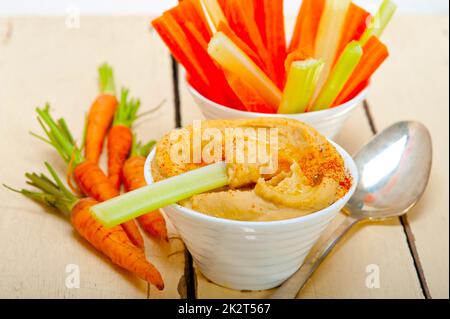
[107, 89, 140, 190]
[85, 63, 118, 164]
[123, 139, 168, 241]
[34, 105, 144, 249]
[4, 163, 164, 290]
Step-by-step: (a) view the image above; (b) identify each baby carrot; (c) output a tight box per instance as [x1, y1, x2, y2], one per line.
[35, 105, 144, 249]
[123, 139, 168, 241]
[5, 164, 163, 290]
[85, 64, 118, 164]
[107, 89, 140, 190]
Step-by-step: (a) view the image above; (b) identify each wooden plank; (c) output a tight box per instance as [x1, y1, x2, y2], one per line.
[178, 69, 423, 298]
[366, 15, 449, 299]
[0, 16, 184, 298]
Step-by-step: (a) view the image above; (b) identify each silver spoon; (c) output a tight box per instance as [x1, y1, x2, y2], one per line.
[271, 121, 432, 299]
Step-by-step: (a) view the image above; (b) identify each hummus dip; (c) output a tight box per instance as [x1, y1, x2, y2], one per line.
[151, 118, 352, 221]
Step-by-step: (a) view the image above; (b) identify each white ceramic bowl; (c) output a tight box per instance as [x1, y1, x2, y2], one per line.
[185, 79, 369, 140]
[144, 140, 358, 291]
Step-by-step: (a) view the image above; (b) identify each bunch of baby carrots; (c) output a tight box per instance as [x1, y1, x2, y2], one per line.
[5, 64, 166, 290]
[153, 0, 395, 114]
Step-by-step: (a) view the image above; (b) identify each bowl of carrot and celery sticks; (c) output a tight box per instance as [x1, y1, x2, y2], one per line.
[152, 0, 396, 138]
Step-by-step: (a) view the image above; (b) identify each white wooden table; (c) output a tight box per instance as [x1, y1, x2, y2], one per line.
[0, 14, 448, 299]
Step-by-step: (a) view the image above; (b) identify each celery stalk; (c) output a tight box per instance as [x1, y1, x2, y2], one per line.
[91, 162, 228, 228]
[278, 59, 324, 114]
[208, 32, 282, 110]
[314, 0, 352, 95]
[201, 0, 227, 32]
[360, 0, 397, 45]
[311, 41, 363, 111]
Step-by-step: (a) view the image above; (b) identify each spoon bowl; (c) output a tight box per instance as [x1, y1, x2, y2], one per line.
[347, 121, 432, 220]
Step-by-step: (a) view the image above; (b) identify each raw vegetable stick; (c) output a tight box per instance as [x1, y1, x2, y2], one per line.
[253, 0, 266, 46]
[123, 139, 168, 241]
[35, 105, 144, 249]
[335, 3, 370, 63]
[85, 64, 118, 164]
[107, 89, 140, 190]
[208, 32, 281, 111]
[5, 164, 164, 290]
[201, 0, 228, 32]
[288, 0, 325, 57]
[360, 0, 397, 45]
[183, 22, 244, 109]
[262, 0, 286, 89]
[91, 162, 229, 228]
[278, 59, 324, 114]
[224, 70, 275, 113]
[217, 22, 266, 74]
[314, 0, 352, 95]
[169, 0, 212, 42]
[311, 41, 363, 111]
[223, 0, 275, 80]
[334, 36, 389, 105]
[152, 13, 210, 96]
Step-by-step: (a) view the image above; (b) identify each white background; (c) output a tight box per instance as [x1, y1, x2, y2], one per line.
[0, 0, 448, 16]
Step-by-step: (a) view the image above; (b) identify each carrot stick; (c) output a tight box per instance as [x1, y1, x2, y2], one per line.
[6, 164, 163, 290]
[35, 105, 144, 249]
[253, 0, 266, 46]
[224, 70, 275, 113]
[123, 139, 168, 241]
[170, 0, 212, 41]
[183, 22, 244, 109]
[288, 0, 325, 56]
[335, 3, 370, 64]
[334, 36, 389, 105]
[223, 0, 275, 80]
[107, 89, 140, 190]
[262, 0, 286, 88]
[152, 13, 210, 96]
[85, 64, 118, 164]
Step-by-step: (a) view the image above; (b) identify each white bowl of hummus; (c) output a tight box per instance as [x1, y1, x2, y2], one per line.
[145, 118, 358, 290]
[185, 77, 368, 140]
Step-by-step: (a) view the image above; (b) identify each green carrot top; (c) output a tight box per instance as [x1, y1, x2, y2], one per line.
[113, 88, 141, 127]
[98, 63, 116, 95]
[130, 136, 156, 158]
[34, 105, 85, 167]
[4, 163, 79, 215]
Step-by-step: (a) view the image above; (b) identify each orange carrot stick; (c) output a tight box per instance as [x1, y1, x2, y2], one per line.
[85, 64, 118, 164]
[152, 13, 210, 95]
[224, 70, 275, 113]
[35, 106, 144, 249]
[223, 0, 275, 80]
[288, 0, 325, 56]
[169, 0, 212, 41]
[253, 0, 266, 45]
[7, 166, 163, 290]
[334, 36, 388, 105]
[183, 22, 244, 109]
[262, 0, 286, 88]
[123, 139, 168, 241]
[335, 3, 370, 63]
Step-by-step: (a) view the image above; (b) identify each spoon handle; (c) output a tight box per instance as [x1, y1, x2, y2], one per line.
[270, 215, 360, 299]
